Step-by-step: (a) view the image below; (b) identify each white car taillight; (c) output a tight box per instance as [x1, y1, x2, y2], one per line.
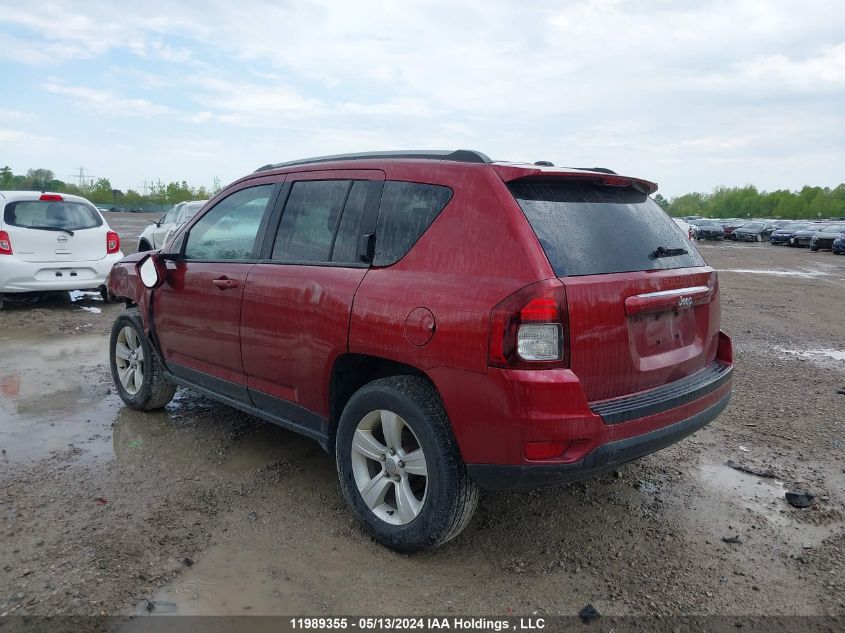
[0, 230, 12, 255]
[107, 231, 120, 254]
[517, 323, 562, 361]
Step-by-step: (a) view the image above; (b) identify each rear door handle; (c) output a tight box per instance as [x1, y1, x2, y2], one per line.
[212, 277, 239, 290]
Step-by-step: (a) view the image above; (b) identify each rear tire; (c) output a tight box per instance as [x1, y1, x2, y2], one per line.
[0, 293, 4, 311]
[109, 308, 176, 410]
[99, 285, 115, 303]
[335, 376, 479, 553]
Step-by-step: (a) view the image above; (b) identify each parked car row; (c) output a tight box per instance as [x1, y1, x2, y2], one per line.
[681, 216, 845, 253]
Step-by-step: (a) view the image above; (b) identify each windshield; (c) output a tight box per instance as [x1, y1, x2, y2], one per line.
[177, 201, 207, 223]
[821, 223, 845, 232]
[509, 180, 705, 277]
[4, 200, 102, 231]
[742, 223, 764, 230]
[781, 223, 807, 230]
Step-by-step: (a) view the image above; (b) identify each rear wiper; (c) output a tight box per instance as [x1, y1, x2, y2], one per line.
[650, 245, 688, 259]
[29, 226, 75, 237]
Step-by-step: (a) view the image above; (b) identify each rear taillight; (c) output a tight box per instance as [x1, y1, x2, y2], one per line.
[488, 281, 569, 369]
[106, 231, 120, 254]
[0, 231, 12, 255]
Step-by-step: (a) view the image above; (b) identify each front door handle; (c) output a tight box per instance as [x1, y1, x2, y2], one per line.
[212, 277, 239, 290]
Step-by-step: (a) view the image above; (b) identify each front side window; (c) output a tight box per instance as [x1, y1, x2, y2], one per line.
[272, 180, 350, 262]
[4, 200, 102, 231]
[184, 185, 273, 261]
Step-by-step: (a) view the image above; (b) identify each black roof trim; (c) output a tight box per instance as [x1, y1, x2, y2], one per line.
[255, 149, 491, 172]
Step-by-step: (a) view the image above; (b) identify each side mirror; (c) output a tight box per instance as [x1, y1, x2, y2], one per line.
[159, 231, 187, 262]
[137, 253, 167, 289]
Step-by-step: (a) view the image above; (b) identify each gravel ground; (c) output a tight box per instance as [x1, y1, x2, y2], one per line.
[0, 215, 843, 620]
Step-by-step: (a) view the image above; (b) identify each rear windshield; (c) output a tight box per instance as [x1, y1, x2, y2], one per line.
[509, 180, 705, 277]
[4, 200, 102, 231]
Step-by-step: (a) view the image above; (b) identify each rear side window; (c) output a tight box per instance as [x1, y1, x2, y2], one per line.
[330, 181, 368, 264]
[509, 180, 706, 277]
[272, 180, 350, 262]
[4, 201, 102, 231]
[374, 181, 453, 266]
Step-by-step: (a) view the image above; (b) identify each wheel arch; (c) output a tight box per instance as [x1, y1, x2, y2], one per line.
[328, 353, 442, 448]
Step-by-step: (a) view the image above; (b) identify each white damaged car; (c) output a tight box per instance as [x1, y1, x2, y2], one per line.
[137, 199, 207, 252]
[0, 191, 124, 310]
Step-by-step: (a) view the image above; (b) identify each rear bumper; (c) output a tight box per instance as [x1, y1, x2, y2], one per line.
[468, 391, 730, 489]
[0, 253, 124, 292]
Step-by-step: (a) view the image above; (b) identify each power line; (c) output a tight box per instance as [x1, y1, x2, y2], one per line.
[67, 166, 96, 188]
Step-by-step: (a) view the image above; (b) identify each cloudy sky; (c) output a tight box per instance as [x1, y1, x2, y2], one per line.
[1, 0, 843, 197]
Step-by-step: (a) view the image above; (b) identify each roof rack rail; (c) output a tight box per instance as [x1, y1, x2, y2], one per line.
[255, 149, 491, 172]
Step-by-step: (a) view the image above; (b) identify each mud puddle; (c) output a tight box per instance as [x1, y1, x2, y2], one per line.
[0, 332, 119, 462]
[694, 462, 841, 549]
[125, 546, 323, 619]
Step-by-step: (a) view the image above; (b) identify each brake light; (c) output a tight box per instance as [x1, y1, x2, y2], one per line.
[0, 231, 11, 255]
[106, 231, 120, 254]
[39, 194, 63, 201]
[601, 175, 633, 188]
[488, 281, 569, 369]
[600, 175, 658, 194]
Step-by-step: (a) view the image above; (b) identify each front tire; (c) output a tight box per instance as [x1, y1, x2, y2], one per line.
[336, 376, 479, 553]
[109, 308, 176, 410]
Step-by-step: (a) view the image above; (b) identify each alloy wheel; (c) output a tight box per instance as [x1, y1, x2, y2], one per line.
[114, 326, 145, 395]
[350, 409, 428, 525]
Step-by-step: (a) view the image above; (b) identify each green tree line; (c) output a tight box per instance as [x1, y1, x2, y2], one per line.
[0, 166, 221, 209]
[654, 184, 845, 220]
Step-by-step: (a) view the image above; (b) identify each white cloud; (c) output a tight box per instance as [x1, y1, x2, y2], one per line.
[0, 109, 29, 121]
[43, 83, 173, 118]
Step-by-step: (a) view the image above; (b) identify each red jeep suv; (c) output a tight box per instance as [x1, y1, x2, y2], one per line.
[107, 150, 733, 552]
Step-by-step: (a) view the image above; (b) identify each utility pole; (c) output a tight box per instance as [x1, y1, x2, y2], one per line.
[68, 166, 95, 189]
